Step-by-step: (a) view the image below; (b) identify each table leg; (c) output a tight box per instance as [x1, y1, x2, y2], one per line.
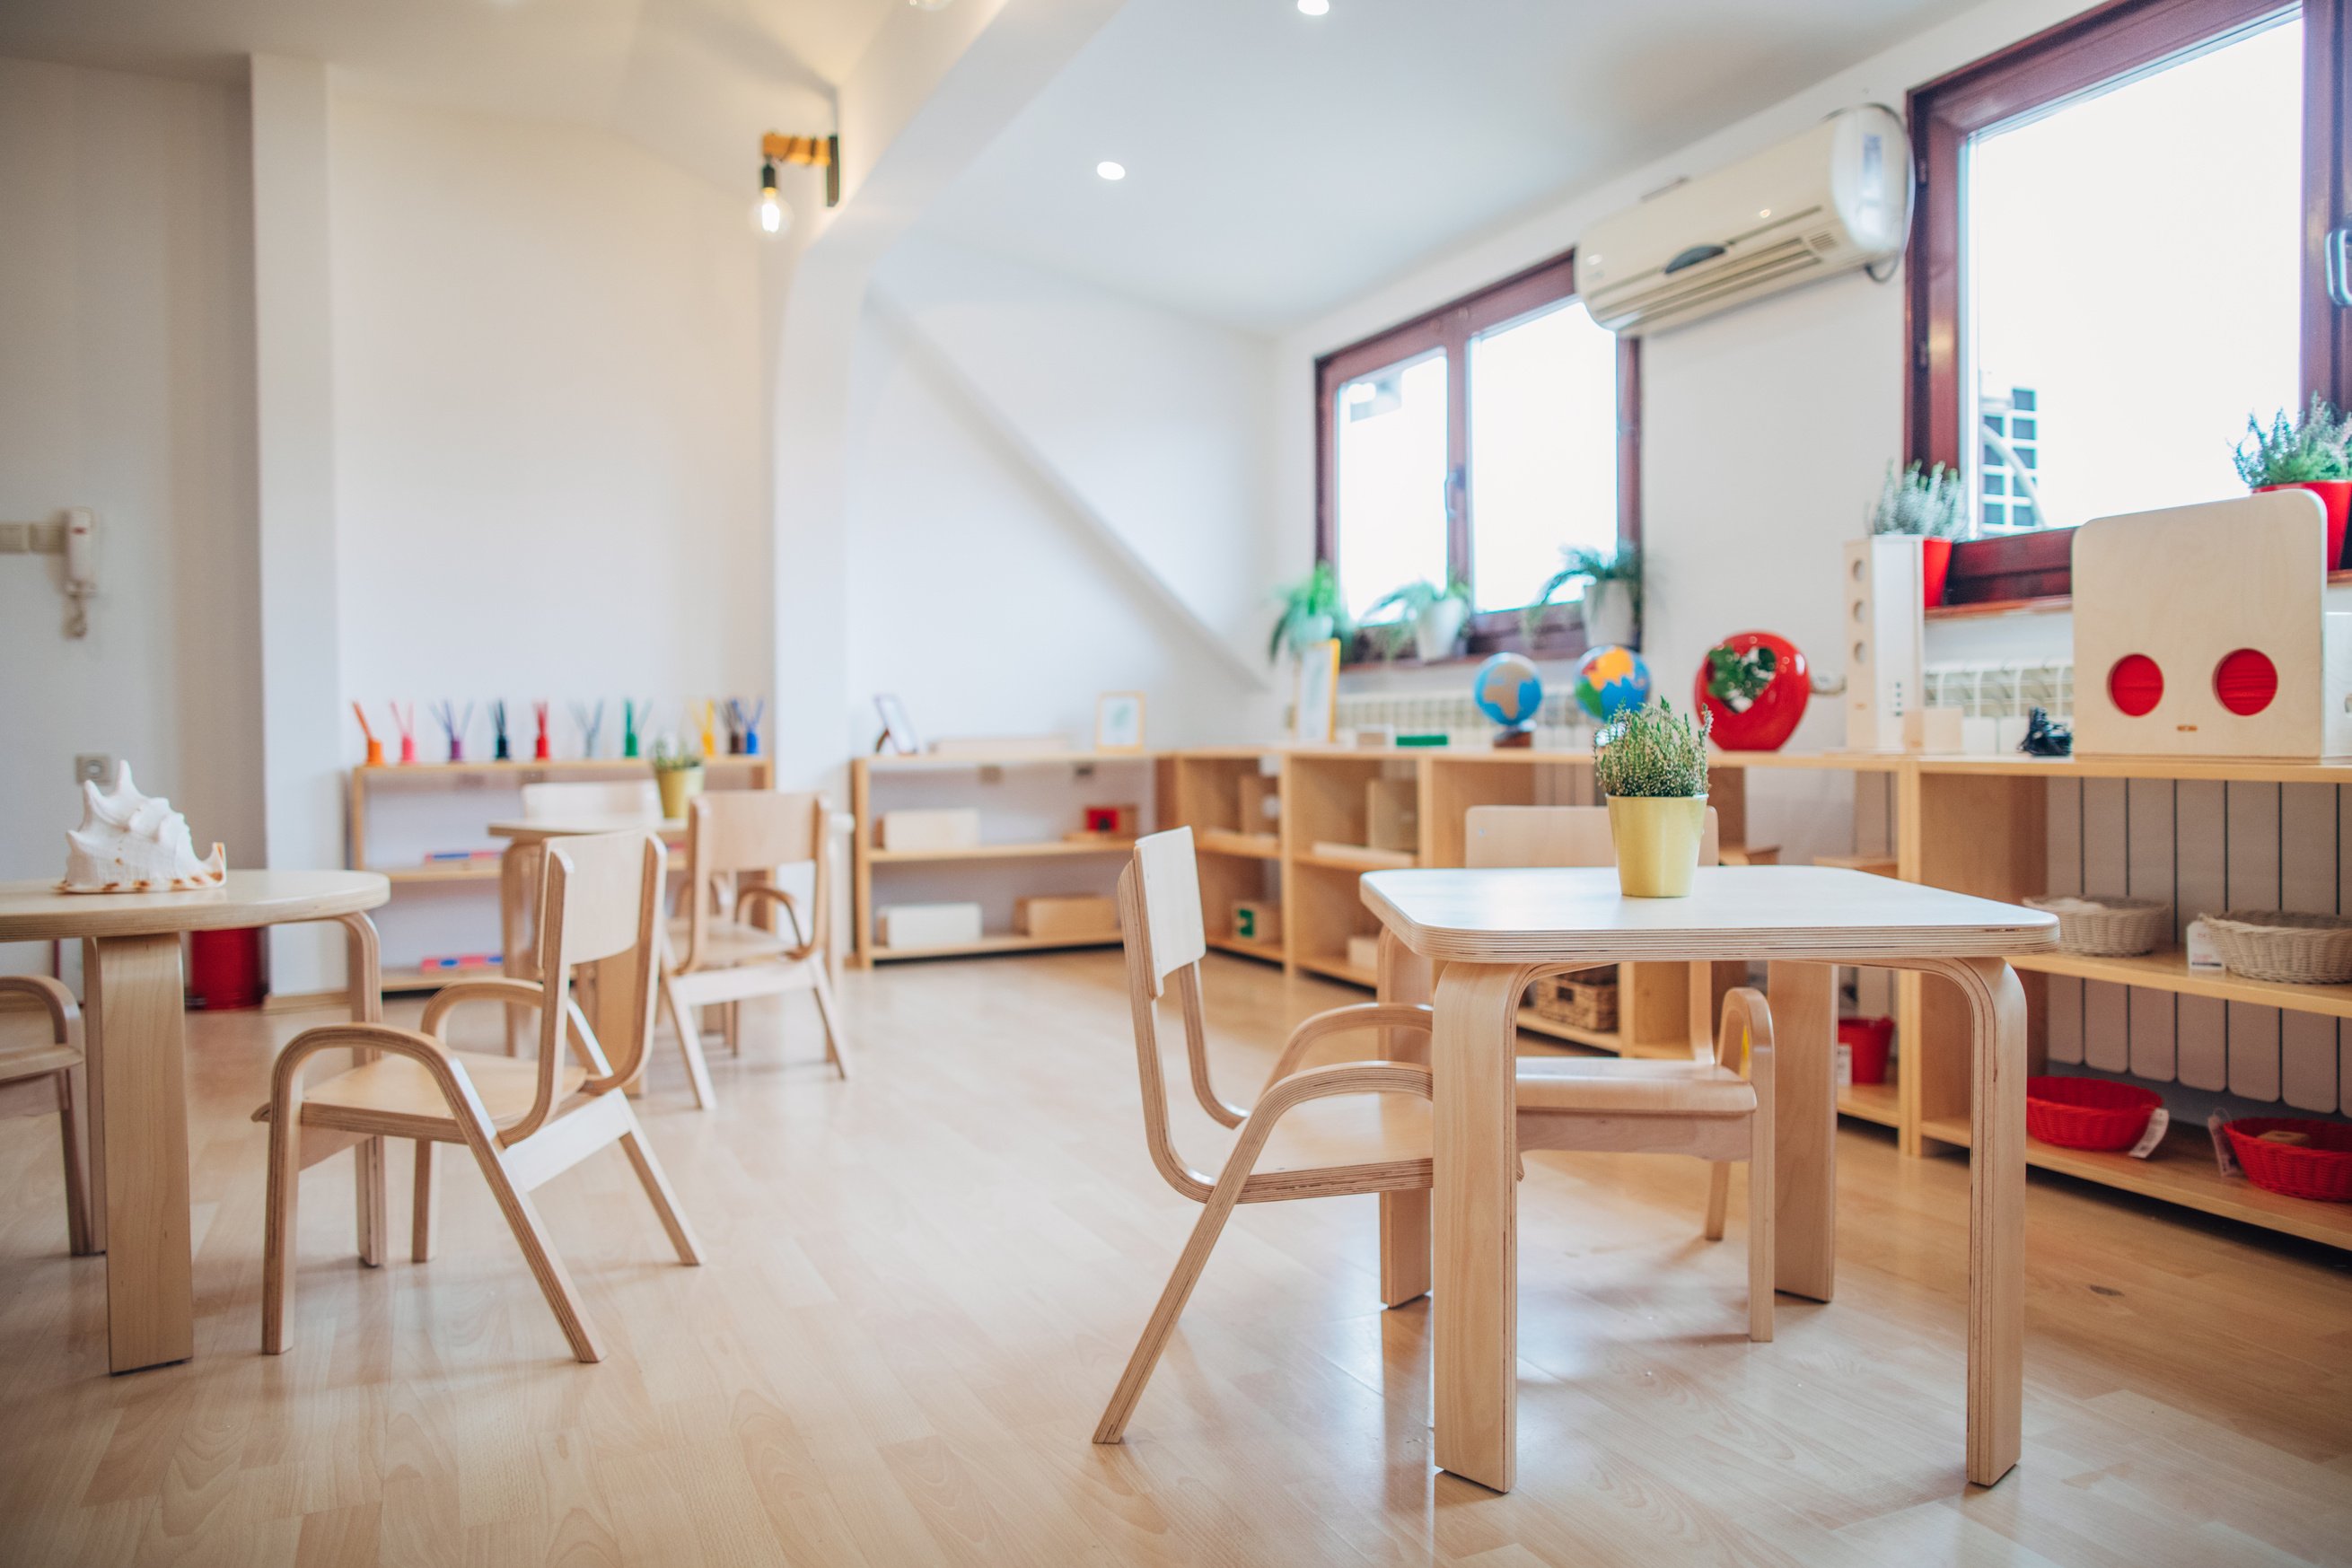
[1954, 956, 2027, 1487]
[1374, 929, 1430, 1308]
[84, 933, 194, 1373]
[1767, 961, 1837, 1301]
[78, 940, 108, 1255]
[1431, 960, 1524, 1494]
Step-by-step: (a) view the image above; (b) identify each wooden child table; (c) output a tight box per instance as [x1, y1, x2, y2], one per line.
[0, 871, 390, 1372]
[1359, 864, 2055, 1494]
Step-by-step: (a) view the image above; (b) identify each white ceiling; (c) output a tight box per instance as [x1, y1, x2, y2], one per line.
[917, 0, 1981, 331]
[0, 0, 900, 195]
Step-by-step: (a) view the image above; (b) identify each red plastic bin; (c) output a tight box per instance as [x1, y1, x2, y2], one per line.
[2225, 1118, 2352, 1202]
[2024, 1076, 2159, 1152]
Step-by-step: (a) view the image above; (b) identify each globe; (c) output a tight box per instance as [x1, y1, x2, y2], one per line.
[1574, 644, 1653, 721]
[1471, 652, 1543, 731]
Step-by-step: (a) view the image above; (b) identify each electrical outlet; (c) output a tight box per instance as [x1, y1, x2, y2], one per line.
[75, 754, 112, 786]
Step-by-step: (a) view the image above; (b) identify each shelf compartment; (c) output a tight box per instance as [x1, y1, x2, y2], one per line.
[1295, 954, 1375, 988]
[871, 933, 1121, 962]
[2006, 948, 2352, 1021]
[1838, 1080, 1900, 1126]
[1195, 829, 1279, 860]
[1514, 1008, 1625, 1055]
[1207, 934, 1284, 965]
[1295, 847, 1417, 872]
[1919, 1115, 2352, 1249]
[867, 839, 1135, 864]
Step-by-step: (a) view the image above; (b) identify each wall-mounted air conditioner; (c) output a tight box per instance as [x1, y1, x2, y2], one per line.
[1578, 105, 1912, 337]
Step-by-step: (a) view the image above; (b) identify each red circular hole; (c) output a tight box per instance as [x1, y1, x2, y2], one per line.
[2108, 653, 2163, 717]
[2214, 648, 2277, 715]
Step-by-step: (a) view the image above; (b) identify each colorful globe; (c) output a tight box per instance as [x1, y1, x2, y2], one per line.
[1574, 644, 1653, 721]
[1471, 653, 1543, 731]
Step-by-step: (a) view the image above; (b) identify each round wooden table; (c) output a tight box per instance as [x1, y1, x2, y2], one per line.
[0, 870, 390, 1372]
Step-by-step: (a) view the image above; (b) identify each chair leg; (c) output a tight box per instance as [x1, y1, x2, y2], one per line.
[617, 1107, 704, 1266]
[1703, 1163, 1731, 1241]
[55, 1067, 93, 1257]
[1093, 1183, 1246, 1445]
[808, 967, 852, 1080]
[457, 1134, 603, 1363]
[263, 1105, 303, 1354]
[723, 1001, 740, 1055]
[355, 1135, 387, 1268]
[411, 1140, 437, 1263]
[1747, 1128, 1775, 1343]
[661, 973, 716, 1110]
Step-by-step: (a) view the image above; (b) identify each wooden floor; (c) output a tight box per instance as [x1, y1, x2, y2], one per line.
[2, 951, 2349, 1565]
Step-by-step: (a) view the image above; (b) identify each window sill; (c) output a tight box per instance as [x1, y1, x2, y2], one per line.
[1927, 567, 2352, 624]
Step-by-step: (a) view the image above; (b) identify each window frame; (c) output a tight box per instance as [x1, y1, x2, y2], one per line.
[1313, 250, 1641, 665]
[1906, 0, 2352, 609]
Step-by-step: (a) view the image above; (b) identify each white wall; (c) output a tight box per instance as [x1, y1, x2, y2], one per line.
[0, 57, 263, 976]
[841, 237, 1277, 754]
[329, 93, 773, 747]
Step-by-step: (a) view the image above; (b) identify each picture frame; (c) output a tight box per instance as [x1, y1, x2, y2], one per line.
[1095, 691, 1146, 753]
[873, 693, 921, 756]
[1293, 639, 1339, 743]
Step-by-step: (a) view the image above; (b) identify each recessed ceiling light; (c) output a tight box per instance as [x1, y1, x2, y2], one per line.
[1297, 0, 1330, 14]
[1096, 161, 1127, 180]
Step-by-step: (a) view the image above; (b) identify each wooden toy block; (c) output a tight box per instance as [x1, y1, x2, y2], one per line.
[1084, 804, 1142, 837]
[1014, 896, 1119, 940]
[876, 902, 983, 948]
[879, 809, 980, 851]
[1232, 900, 1281, 942]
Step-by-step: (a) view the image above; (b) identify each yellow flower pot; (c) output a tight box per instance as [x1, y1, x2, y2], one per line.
[1606, 794, 1708, 898]
[655, 765, 705, 821]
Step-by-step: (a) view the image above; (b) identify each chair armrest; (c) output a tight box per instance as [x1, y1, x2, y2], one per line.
[1715, 986, 1774, 1076]
[1259, 1003, 1433, 1100]
[0, 975, 79, 1045]
[1257, 1058, 1433, 1119]
[252, 1021, 456, 1122]
[419, 977, 549, 1038]
[734, 885, 820, 959]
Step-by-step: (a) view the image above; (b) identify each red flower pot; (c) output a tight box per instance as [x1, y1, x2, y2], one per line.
[1838, 1017, 1892, 1085]
[2256, 480, 2352, 572]
[1694, 632, 1809, 752]
[1919, 536, 1954, 607]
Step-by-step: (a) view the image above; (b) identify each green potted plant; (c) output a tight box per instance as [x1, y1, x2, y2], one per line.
[652, 734, 705, 820]
[1593, 700, 1711, 898]
[2234, 393, 2352, 571]
[1361, 575, 1470, 661]
[1869, 460, 1966, 607]
[1526, 545, 1641, 647]
[1268, 560, 1351, 663]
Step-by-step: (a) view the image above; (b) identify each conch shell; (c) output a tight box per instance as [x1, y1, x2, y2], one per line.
[62, 764, 227, 892]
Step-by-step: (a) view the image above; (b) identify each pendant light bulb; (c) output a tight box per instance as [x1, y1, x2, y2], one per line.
[757, 159, 785, 236]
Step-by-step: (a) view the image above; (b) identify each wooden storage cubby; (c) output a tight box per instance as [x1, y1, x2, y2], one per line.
[1171, 750, 1284, 963]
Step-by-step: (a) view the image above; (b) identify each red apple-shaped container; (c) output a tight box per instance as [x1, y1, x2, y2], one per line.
[1694, 632, 1810, 752]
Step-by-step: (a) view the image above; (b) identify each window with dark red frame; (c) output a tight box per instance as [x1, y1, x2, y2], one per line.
[1907, 0, 2352, 608]
[1314, 251, 1640, 664]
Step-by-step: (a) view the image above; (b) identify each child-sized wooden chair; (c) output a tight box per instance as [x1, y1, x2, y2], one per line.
[258, 830, 701, 1362]
[0, 976, 93, 1257]
[658, 792, 848, 1107]
[1094, 828, 1436, 1445]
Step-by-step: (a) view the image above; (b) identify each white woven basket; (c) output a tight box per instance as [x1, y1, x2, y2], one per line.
[2202, 910, 2352, 985]
[2023, 895, 2171, 958]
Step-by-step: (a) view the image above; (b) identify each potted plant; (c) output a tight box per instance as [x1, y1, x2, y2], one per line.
[1870, 460, 1966, 607]
[1268, 560, 1351, 664]
[2234, 393, 2352, 571]
[652, 735, 705, 820]
[1526, 545, 1641, 647]
[1362, 575, 1470, 661]
[1593, 700, 1711, 898]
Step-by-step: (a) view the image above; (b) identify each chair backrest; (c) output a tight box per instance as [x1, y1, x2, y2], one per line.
[522, 780, 662, 822]
[675, 791, 830, 971]
[1116, 828, 1240, 1203]
[520, 830, 665, 1136]
[1463, 805, 1720, 869]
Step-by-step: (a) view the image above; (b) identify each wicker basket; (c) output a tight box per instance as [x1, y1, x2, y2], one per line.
[2224, 1117, 2352, 1201]
[2023, 895, 2171, 957]
[2025, 1075, 2160, 1152]
[1531, 975, 1617, 1032]
[2201, 910, 2352, 984]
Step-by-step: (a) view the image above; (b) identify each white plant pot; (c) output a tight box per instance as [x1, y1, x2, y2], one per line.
[1286, 613, 1335, 654]
[1584, 580, 1637, 648]
[1414, 598, 1467, 662]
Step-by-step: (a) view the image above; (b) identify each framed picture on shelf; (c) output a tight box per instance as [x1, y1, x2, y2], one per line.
[873, 694, 921, 756]
[1095, 691, 1146, 752]
[1294, 639, 1339, 743]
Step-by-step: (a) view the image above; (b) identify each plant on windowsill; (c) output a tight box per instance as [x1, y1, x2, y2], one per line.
[1869, 460, 1966, 607]
[2234, 393, 2352, 572]
[1361, 575, 1470, 662]
[1594, 700, 1711, 898]
[652, 735, 705, 820]
[1525, 544, 1641, 648]
[1268, 560, 1351, 664]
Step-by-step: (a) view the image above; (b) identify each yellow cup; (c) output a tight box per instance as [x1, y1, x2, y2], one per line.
[1606, 794, 1708, 898]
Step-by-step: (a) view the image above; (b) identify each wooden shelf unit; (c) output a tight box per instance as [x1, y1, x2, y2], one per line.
[347, 755, 770, 990]
[850, 750, 1171, 966]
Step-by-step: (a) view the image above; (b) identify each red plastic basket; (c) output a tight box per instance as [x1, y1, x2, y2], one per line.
[2225, 1118, 2352, 1202]
[2024, 1076, 2159, 1152]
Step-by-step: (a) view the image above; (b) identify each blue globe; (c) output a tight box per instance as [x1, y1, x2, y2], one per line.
[1472, 653, 1543, 730]
[1574, 644, 1653, 721]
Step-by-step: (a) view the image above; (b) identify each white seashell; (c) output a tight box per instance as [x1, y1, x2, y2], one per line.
[61, 763, 227, 892]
